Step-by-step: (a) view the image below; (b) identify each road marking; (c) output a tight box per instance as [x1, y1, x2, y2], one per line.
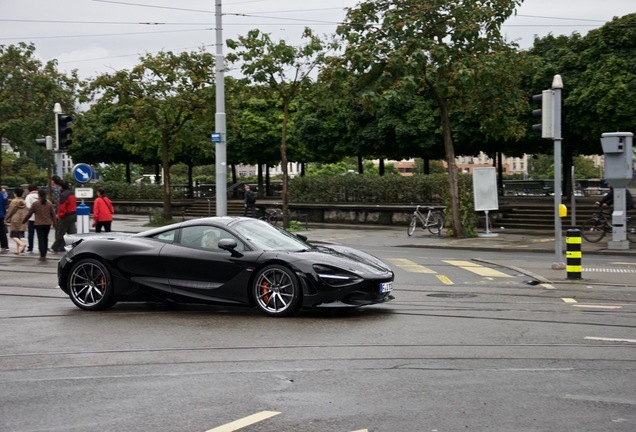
[206, 411, 281, 432]
[573, 305, 622, 309]
[436, 274, 454, 285]
[585, 336, 636, 343]
[388, 258, 436, 273]
[561, 298, 578, 303]
[443, 260, 513, 278]
[541, 283, 555, 290]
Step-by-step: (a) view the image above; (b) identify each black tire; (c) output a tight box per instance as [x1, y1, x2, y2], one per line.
[407, 216, 417, 236]
[428, 212, 444, 235]
[627, 218, 636, 244]
[252, 264, 302, 317]
[581, 217, 606, 243]
[67, 258, 116, 310]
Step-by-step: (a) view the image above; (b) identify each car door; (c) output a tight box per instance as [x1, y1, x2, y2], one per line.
[159, 225, 261, 305]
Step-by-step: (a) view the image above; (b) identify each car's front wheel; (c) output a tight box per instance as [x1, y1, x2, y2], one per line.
[252, 264, 302, 317]
[67, 258, 116, 310]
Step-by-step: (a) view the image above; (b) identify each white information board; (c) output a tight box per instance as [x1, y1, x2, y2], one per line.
[472, 167, 498, 211]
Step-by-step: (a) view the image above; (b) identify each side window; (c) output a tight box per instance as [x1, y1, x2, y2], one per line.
[179, 225, 245, 252]
[151, 229, 177, 243]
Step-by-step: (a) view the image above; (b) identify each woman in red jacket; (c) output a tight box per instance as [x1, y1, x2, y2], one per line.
[92, 188, 114, 232]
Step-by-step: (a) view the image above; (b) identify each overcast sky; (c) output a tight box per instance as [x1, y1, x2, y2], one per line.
[1, 0, 634, 80]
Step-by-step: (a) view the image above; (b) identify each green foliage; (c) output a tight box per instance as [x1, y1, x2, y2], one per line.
[90, 181, 183, 200]
[289, 174, 449, 204]
[147, 211, 177, 227]
[286, 220, 303, 232]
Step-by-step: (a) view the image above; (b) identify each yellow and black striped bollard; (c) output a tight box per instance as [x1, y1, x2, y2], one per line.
[566, 228, 582, 280]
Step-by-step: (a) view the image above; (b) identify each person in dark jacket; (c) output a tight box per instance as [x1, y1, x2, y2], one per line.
[243, 184, 256, 216]
[50, 175, 77, 252]
[596, 183, 634, 210]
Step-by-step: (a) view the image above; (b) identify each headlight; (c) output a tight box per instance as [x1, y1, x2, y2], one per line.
[312, 264, 362, 287]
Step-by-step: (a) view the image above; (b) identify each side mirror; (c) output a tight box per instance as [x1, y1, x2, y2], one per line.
[218, 238, 243, 257]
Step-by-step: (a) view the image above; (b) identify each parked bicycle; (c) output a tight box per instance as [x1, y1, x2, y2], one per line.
[258, 207, 281, 226]
[407, 205, 444, 236]
[581, 206, 636, 243]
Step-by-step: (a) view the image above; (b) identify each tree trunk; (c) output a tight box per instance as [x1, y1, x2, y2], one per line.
[429, 84, 463, 237]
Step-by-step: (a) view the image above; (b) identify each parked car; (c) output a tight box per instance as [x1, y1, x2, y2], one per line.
[58, 217, 394, 317]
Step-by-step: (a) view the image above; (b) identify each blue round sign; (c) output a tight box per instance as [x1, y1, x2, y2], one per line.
[72, 163, 93, 184]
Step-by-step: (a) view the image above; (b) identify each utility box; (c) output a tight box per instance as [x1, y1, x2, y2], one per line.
[601, 132, 633, 188]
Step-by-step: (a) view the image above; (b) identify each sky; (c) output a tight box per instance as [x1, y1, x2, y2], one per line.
[0, 0, 634, 80]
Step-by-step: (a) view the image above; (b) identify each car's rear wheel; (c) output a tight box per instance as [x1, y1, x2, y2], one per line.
[67, 258, 116, 310]
[253, 264, 301, 317]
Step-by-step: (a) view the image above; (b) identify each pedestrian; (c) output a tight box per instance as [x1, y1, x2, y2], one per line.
[22, 189, 56, 261]
[0, 186, 9, 253]
[92, 188, 114, 233]
[50, 175, 77, 252]
[25, 184, 39, 254]
[244, 184, 256, 216]
[4, 187, 28, 255]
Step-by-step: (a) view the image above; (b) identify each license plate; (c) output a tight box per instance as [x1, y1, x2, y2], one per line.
[380, 282, 393, 293]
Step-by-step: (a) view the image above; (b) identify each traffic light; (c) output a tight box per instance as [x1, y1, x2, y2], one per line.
[35, 136, 54, 151]
[57, 114, 72, 151]
[531, 90, 554, 139]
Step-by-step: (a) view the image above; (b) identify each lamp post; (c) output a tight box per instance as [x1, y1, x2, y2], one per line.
[215, 0, 227, 216]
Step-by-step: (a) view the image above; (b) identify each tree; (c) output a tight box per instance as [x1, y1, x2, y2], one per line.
[227, 28, 329, 227]
[0, 42, 78, 184]
[335, 0, 525, 237]
[85, 50, 215, 219]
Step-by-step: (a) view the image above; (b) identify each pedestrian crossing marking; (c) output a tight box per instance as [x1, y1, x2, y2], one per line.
[562, 298, 578, 303]
[443, 260, 513, 278]
[387, 258, 436, 273]
[573, 304, 622, 309]
[206, 411, 281, 432]
[436, 274, 454, 285]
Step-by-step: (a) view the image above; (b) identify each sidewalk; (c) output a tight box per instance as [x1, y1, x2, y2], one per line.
[4, 215, 634, 287]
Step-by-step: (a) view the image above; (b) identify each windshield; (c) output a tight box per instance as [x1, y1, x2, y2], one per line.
[234, 219, 311, 251]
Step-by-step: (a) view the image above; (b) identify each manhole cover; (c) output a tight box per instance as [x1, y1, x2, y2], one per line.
[427, 293, 477, 298]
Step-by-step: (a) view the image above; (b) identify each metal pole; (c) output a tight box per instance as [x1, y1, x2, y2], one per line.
[552, 75, 565, 269]
[53, 103, 63, 178]
[571, 165, 576, 227]
[214, 0, 227, 216]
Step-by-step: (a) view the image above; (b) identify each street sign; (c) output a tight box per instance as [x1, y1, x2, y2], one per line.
[72, 163, 93, 184]
[211, 132, 221, 143]
[75, 187, 94, 199]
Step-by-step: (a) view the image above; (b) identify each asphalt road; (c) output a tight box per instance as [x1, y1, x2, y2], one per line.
[1, 242, 634, 432]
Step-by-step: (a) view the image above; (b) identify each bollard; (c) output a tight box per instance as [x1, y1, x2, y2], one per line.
[76, 203, 91, 234]
[566, 228, 582, 280]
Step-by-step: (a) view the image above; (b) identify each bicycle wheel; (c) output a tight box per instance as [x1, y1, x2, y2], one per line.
[427, 212, 444, 235]
[581, 217, 606, 243]
[407, 216, 417, 236]
[626, 218, 636, 243]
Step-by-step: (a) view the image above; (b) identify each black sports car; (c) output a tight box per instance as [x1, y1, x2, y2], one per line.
[58, 217, 394, 317]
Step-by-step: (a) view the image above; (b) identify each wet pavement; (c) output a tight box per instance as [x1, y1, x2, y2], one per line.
[3, 215, 634, 288]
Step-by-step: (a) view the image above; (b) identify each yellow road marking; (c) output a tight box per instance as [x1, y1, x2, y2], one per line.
[443, 260, 513, 278]
[387, 258, 436, 274]
[206, 411, 281, 432]
[562, 298, 578, 303]
[436, 274, 454, 285]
